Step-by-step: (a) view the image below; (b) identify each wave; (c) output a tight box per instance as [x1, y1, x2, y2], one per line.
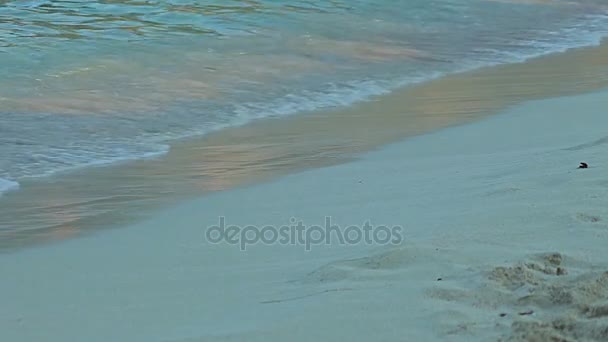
[15, 143, 171, 180]
[2, 10, 608, 188]
[225, 13, 608, 128]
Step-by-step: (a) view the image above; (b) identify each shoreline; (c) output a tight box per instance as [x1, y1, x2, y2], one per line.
[3, 40, 608, 250]
[2, 84, 608, 341]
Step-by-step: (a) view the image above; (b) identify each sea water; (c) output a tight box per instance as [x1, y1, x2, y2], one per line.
[1, 0, 608, 195]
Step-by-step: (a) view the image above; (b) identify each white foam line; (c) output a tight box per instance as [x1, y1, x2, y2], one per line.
[0, 178, 19, 197]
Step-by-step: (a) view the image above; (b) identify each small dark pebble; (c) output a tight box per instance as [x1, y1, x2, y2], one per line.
[437, 278, 442, 281]
[499, 313, 507, 317]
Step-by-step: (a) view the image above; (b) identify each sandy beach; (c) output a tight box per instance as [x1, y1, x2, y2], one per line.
[2, 83, 608, 341]
[4, 1, 608, 341]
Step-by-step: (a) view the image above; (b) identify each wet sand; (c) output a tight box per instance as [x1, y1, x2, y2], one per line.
[2, 40, 608, 250]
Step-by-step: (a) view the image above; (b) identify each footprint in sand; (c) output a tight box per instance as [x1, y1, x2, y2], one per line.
[575, 213, 602, 223]
[296, 247, 419, 285]
[427, 252, 608, 341]
[266, 247, 420, 305]
[485, 187, 521, 197]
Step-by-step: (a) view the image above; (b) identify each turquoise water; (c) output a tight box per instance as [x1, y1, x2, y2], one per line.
[1, 0, 608, 195]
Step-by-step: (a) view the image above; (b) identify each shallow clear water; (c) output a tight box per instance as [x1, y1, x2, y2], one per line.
[1, 0, 608, 194]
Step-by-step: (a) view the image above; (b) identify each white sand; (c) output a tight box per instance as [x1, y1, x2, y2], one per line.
[2, 89, 608, 341]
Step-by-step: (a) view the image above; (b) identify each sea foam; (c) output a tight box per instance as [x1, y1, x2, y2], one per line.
[0, 178, 19, 197]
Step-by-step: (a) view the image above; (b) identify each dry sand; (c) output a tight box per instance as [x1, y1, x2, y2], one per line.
[2, 89, 608, 341]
